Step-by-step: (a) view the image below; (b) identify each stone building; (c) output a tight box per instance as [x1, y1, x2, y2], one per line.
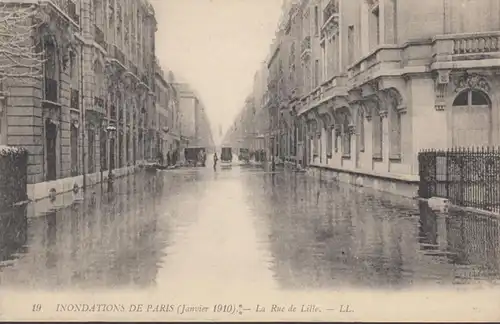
[173, 82, 214, 158]
[234, 0, 500, 197]
[154, 62, 182, 157]
[1, 0, 159, 200]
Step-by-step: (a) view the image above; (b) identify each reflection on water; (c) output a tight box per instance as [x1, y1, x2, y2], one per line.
[244, 172, 500, 290]
[0, 167, 499, 292]
[0, 206, 28, 267]
[0, 173, 170, 290]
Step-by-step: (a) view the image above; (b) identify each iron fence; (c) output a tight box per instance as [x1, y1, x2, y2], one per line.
[418, 147, 500, 212]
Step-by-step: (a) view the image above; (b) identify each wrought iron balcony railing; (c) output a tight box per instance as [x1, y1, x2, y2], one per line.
[44, 78, 58, 102]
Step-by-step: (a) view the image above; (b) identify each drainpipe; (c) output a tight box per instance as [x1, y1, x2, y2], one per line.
[80, 2, 86, 194]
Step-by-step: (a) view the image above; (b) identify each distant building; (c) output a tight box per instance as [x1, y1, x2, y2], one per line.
[154, 61, 182, 156]
[173, 83, 214, 156]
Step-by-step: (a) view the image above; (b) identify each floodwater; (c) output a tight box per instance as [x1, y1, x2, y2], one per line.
[1, 165, 500, 294]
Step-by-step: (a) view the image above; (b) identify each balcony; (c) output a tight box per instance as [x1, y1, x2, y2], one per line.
[70, 89, 79, 109]
[321, 74, 348, 99]
[348, 45, 402, 87]
[301, 36, 311, 57]
[94, 25, 106, 49]
[44, 78, 58, 102]
[433, 31, 500, 64]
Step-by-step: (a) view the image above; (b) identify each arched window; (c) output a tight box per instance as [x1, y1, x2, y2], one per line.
[451, 89, 491, 147]
[452, 89, 489, 106]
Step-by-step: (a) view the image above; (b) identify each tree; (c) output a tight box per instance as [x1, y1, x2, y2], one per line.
[0, 2, 44, 84]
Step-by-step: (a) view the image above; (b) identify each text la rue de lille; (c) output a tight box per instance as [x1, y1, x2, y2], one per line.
[255, 304, 353, 313]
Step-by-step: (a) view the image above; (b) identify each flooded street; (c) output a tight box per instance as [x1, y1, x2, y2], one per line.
[1, 166, 500, 294]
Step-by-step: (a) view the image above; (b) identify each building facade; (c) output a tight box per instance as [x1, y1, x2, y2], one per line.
[0, 0, 189, 200]
[154, 62, 182, 158]
[173, 82, 214, 158]
[233, 0, 500, 197]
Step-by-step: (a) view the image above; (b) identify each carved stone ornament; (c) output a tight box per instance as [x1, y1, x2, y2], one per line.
[432, 70, 450, 111]
[320, 112, 333, 129]
[454, 73, 491, 94]
[360, 101, 374, 121]
[321, 18, 339, 40]
[334, 124, 342, 136]
[379, 109, 388, 119]
[437, 70, 451, 85]
[384, 88, 407, 114]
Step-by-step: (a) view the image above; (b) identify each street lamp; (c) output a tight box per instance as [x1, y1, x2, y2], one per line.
[106, 124, 117, 193]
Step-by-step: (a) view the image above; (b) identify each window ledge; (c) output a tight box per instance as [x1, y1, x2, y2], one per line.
[372, 154, 383, 162]
[342, 154, 351, 160]
[390, 154, 402, 162]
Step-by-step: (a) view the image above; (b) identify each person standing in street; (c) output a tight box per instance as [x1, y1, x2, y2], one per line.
[213, 152, 218, 170]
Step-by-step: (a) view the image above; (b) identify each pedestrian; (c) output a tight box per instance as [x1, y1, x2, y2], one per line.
[166, 151, 171, 167]
[213, 152, 218, 170]
[107, 170, 114, 193]
[157, 150, 164, 166]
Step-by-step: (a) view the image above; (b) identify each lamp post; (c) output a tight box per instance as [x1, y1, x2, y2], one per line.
[106, 124, 117, 193]
[162, 126, 169, 166]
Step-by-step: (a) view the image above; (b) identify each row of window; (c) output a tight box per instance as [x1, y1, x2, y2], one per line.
[94, 0, 154, 71]
[280, 1, 384, 96]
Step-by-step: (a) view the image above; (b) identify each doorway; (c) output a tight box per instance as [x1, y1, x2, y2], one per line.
[451, 89, 491, 147]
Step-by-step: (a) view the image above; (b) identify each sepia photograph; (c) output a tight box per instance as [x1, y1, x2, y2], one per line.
[0, 0, 500, 321]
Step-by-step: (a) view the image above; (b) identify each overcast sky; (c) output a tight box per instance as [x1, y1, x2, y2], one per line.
[151, 0, 282, 143]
